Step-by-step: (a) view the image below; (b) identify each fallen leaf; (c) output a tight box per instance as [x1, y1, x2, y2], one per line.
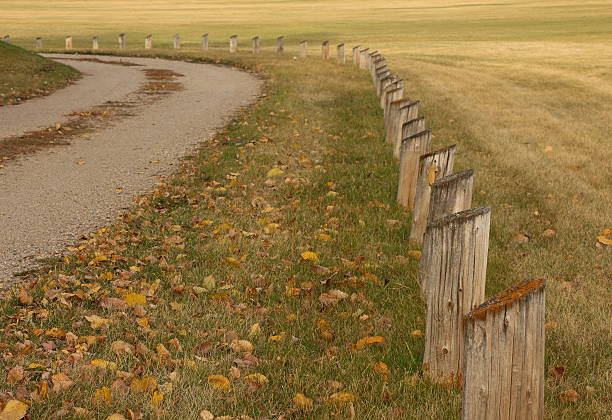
[248, 323, 261, 337]
[549, 365, 567, 380]
[111, 340, 135, 355]
[130, 376, 158, 393]
[596, 235, 612, 246]
[411, 329, 423, 338]
[427, 165, 439, 185]
[355, 336, 385, 350]
[7, 366, 24, 385]
[207, 375, 231, 392]
[541, 229, 556, 237]
[319, 289, 348, 305]
[51, 372, 75, 392]
[407, 250, 421, 259]
[266, 168, 284, 177]
[124, 293, 147, 307]
[329, 392, 357, 404]
[373, 362, 390, 379]
[85, 314, 112, 329]
[106, 414, 126, 420]
[0, 400, 28, 420]
[199, 411, 214, 420]
[230, 339, 253, 353]
[151, 391, 163, 407]
[202, 275, 216, 290]
[559, 389, 580, 403]
[293, 393, 313, 410]
[93, 386, 112, 404]
[512, 233, 530, 243]
[91, 359, 117, 371]
[301, 251, 318, 261]
[17, 290, 33, 305]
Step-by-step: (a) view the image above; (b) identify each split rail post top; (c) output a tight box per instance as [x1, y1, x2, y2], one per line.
[145, 34, 152, 50]
[65, 36, 73, 50]
[409, 145, 457, 246]
[92, 36, 99, 50]
[173, 34, 180, 49]
[276, 36, 284, 53]
[359, 47, 369, 69]
[202, 34, 209, 50]
[352, 45, 361, 65]
[397, 129, 432, 208]
[321, 40, 330, 59]
[427, 169, 475, 226]
[299, 40, 308, 58]
[35, 37, 43, 49]
[118, 33, 126, 49]
[462, 279, 545, 420]
[421, 206, 491, 383]
[252, 36, 260, 54]
[229, 35, 238, 53]
[384, 98, 411, 146]
[337, 43, 345, 64]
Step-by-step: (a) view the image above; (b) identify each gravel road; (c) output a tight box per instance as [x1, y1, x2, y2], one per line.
[0, 54, 262, 284]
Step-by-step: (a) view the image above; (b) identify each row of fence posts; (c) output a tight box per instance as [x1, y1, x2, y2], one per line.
[357, 47, 546, 419]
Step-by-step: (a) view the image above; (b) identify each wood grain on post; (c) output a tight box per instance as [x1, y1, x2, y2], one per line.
[421, 206, 491, 383]
[428, 169, 474, 225]
[397, 129, 431, 208]
[380, 78, 402, 108]
[384, 98, 411, 145]
[368, 51, 380, 74]
[409, 145, 457, 246]
[252, 36, 260, 54]
[372, 59, 386, 84]
[321, 41, 330, 59]
[118, 33, 126, 49]
[36, 37, 43, 49]
[392, 106, 421, 158]
[383, 86, 404, 118]
[375, 70, 392, 96]
[145, 34, 152, 49]
[92, 36, 99, 50]
[337, 43, 345, 64]
[299, 40, 308, 58]
[352, 46, 360, 65]
[65, 36, 73, 50]
[462, 279, 545, 420]
[359, 48, 369, 69]
[276, 36, 284, 53]
[202, 34, 209, 50]
[229, 35, 238, 53]
[173, 34, 180, 49]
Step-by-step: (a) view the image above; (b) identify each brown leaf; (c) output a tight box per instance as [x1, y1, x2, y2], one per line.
[512, 233, 530, 243]
[319, 289, 348, 305]
[549, 365, 567, 380]
[559, 389, 580, 403]
[7, 366, 25, 385]
[51, 372, 74, 392]
[18, 290, 33, 305]
[110, 340, 135, 355]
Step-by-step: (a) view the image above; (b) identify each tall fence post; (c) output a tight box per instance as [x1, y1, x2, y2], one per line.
[202, 34, 209, 50]
[337, 43, 345, 64]
[299, 40, 308, 58]
[118, 33, 126, 49]
[65, 36, 73, 50]
[276, 36, 284, 53]
[35, 37, 43, 50]
[428, 169, 474, 225]
[173, 34, 181, 49]
[321, 40, 330, 59]
[393, 108, 421, 159]
[409, 145, 457, 246]
[462, 279, 545, 420]
[384, 98, 411, 145]
[145, 34, 152, 49]
[352, 46, 360, 65]
[397, 129, 431, 208]
[229, 35, 238, 53]
[383, 86, 404, 119]
[252, 36, 260, 54]
[92, 36, 99, 50]
[421, 206, 491, 382]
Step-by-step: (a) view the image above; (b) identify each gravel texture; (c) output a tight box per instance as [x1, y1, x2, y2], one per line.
[0, 54, 262, 284]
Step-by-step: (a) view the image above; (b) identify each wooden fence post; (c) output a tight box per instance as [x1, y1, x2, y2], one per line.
[409, 145, 457, 246]
[368, 51, 380, 74]
[359, 48, 369, 69]
[252, 36, 260, 54]
[337, 43, 345, 63]
[173, 34, 180, 49]
[397, 129, 431, 208]
[393, 107, 421, 158]
[428, 169, 474, 225]
[383, 86, 404, 118]
[36, 37, 43, 49]
[276, 36, 284, 53]
[92, 36, 99, 50]
[372, 58, 386, 84]
[352, 46, 360, 65]
[65, 36, 73, 50]
[384, 98, 411, 144]
[2, 35, 10, 43]
[145, 34, 152, 49]
[118, 33, 126, 49]
[380, 78, 402, 108]
[376, 71, 392, 96]
[322, 40, 330, 59]
[421, 206, 491, 383]
[229, 35, 238, 53]
[202, 34, 209, 50]
[462, 279, 545, 420]
[299, 40, 308, 58]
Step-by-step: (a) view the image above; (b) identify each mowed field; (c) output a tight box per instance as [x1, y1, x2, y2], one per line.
[1, 1, 611, 419]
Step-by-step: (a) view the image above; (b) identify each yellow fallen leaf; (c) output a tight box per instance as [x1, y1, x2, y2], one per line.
[248, 323, 261, 337]
[329, 391, 357, 404]
[151, 391, 164, 407]
[266, 167, 284, 177]
[602, 228, 612, 236]
[93, 386, 112, 404]
[0, 399, 28, 420]
[202, 275, 216, 290]
[596, 235, 612, 245]
[226, 257, 241, 266]
[124, 293, 147, 307]
[207, 375, 231, 392]
[244, 373, 268, 386]
[91, 359, 117, 370]
[411, 329, 423, 338]
[314, 233, 333, 241]
[230, 339, 253, 353]
[106, 414, 126, 420]
[408, 250, 421, 260]
[373, 362, 390, 379]
[293, 393, 313, 410]
[355, 335, 385, 350]
[199, 410, 214, 420]
[136, 317, 151, 329]
[301, 251, 318, 261]
[130, 376, 158, 393]
[84, 314, 112, 329]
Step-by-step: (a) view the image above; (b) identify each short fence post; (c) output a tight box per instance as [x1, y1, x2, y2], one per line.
[202, 34, 209, 50]
[65, 36, 73, 50]
[35, 37, 43, 49]
[352, 46, 360, 65]
[421, 206, 491, 383]
[118, 33, 126, 49]
[299, 40, 308, 58]
[252, 36, 260, 54]
[337, 43, 345, 64]
[173, 34, 180, 49]
[145, 34, 152, 49]
[276, 36, 284, 53]
[2, 35, 10, 43]
[359, 48, 369, 69]
[229, 35, 238, 53]
[462, 279, 545, 420]
[397, 129, 431, 208]
[409, 145, 457, 246]
[427, 169, 475, 225]
[92, 36, 99, 50]
[321, 40, 330, 59]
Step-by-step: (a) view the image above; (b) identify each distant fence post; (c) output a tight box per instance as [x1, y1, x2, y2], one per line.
[2, 35, 10, 43]
[359, 48, 369, 69]
[322, 40, 330, 59]
[462, 279, 545, 420]
[118, 33, 126, 49]
[427, 169, 474, 225]
[337, 43, 345, 64]
[421, 206, 491, 383]
[380, 78, 402, 108]
[229, 35, 238, 53]
[299, 40, 308, 58]
[375, 70, 391, 96]
[92, 36, 99, 50]
[409, 145, 457, 246]
[397, 129, 431, 208]
[65, 36, 73, 50]
[352, 46, 360, 65]
[252, 36, 260, 54]
[173, 34, 181, 49]
[276, 36, 284, 53]
[145, 34, 152, 49]
[36, 37, 43, 50]
[202, 34, 209, 50]
[372, 57, 386, 85]
[368, 51, 381, 75]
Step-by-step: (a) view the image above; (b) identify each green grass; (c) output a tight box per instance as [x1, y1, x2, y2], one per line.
[0, 41, 79, 105]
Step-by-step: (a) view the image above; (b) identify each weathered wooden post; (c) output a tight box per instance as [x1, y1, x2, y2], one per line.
[393, 113, 424, 159]
[2, 35, 10, 43]
[352, 46, 360, 65]
[118, 33, 126, 49]
[462, 279, 545, 420]
[409, 145, 457, 246]
[384, 98, 412, 145]
[337, 43, 345, 64]
[252, 36, 260, 54]
[35, 37, 43, 49]
[382, 81, 404, 114]
[145, 34, 153, 49]
[276, 36, 284, 53]
[372, 58, 386, 85]
[65, 36, 73, 50]
[299, 40, 308, 58]
[173, 34, 181, 49]
[428, 169, 474, 225]
[202, 34, 209, 50]
[321, 40, 330, 59]
[229, 35, 238, 53]
[421, 206, 491, 383]
[380, 78, 402, 108]
[375, 70, 392, 96]
[368, 52, 381, 75]
[92, 36, 99, 50]
[397, 129, 431, 208]
[359, 48, 369, 69]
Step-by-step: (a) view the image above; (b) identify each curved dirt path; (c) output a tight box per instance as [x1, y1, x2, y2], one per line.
[0, 54, 262, 284]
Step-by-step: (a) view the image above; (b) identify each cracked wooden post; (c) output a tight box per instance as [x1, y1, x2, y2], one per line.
[397, 129, 431, 208]
[299, 40, 308, 58]
[65, 36, 73, 50]
[409, 145, 457, 246]
[359, 47, 369, 69]
[380, 78, 402, 108]
[276, 36, 284, 53]
[369, 52, 381, 75]
[92, 36, 99, 50]
[421, 206, 491, 383]
[372, 58, 386, 85]
[173, 34, 181, 49]
[36, 37, 43, 50]
[321, 41, 330, 59]
[383, 86, 404, 119]
[118, 33, 126, 49]
[376, 70, 392, 96]
[428, 169, 475, 225]
[352, 46, 360, 65]
[337, 43, 345, 64]
[252, 36, 260, 54]
[145, 34, 152, 50]
[392, 101, 420, 158]
[202, 34, 209, 50]
[229, 35, 238, 53]
[384, 98, 411, 145]
[462, 279, 545, 420]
